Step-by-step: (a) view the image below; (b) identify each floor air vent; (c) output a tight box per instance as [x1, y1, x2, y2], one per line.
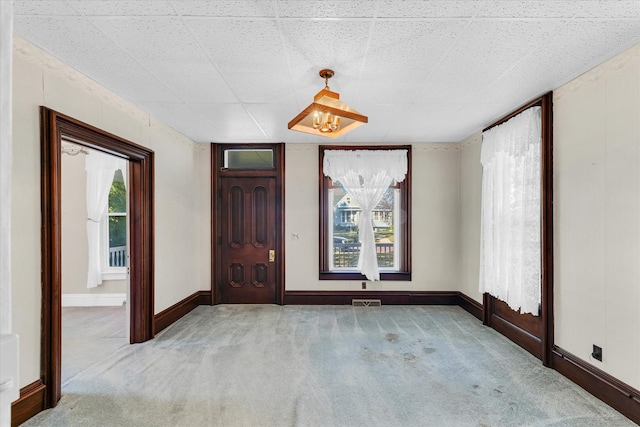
[352, 299, 382, 307]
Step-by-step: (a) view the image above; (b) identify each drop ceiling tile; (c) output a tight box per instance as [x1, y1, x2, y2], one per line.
[279, 19, 371, 76]
[89, 16, 203, 63]
[414, 19, 568, 104]
[171, 0, 274, 17]
[365, 20, 464, 76]
[137, 101, 222, 143]
[244, 103, 298, 139]
[187, 18, 285, 73]
[478, 1, 640, 19]
[192, 104, 268, 140]
[223, 71, 298, 104]
[477, 1, 582, 18]
[276, 1, 376, 18]
[562, 1, 640, 19]
[69, 1, 176, 16]
[13, 1, 78, 16]
[377, 1, 482, 18]
[148, 63, 238, 104]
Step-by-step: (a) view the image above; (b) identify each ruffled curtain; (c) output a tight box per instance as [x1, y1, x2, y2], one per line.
[324, 150, 407, 281]
[479, 106, 541, 315]
[85, 152, 126, 288]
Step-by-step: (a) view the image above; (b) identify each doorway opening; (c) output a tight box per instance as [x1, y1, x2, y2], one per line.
[41, 107, 154, 408]
[60, 141, 129, 386]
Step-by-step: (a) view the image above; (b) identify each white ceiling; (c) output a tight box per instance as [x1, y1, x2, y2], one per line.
[12, 0, 640, 144]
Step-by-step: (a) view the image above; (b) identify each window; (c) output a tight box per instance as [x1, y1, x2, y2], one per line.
[101, 168, 127, 279]
[223, 148, 274, 169]
[320, 146, 411, 281]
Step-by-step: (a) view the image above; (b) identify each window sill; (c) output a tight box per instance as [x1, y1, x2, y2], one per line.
[101, 269, 126, 281]
[319, 271, 411, 281]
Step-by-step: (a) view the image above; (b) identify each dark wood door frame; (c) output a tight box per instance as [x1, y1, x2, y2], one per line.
[211, 143, 285, 305]
[40, 107, 155, 408]
[481, 92, 554, 367]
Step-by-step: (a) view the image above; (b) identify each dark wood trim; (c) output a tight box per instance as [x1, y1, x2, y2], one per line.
[11, 380, 46, 427]
[211, 143, 285, 305]
[40, 107, 154, 409]
[457, 292, 483, 321]
[479, 92, 553, 366]
[154, 291, 212, 334]
[318, 145, 412, 281]
[552, 346, 640, 424]
[540, 92, 554, 367]
[283, 291, 459, 305]
[490, 313, 543, 359]
[210, 144, 219, 305]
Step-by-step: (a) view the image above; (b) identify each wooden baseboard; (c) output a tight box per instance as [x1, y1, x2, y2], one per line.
[154, 290, 212, 334]
[552, 346, 640, 424]
[489, 313, 542, 359]
[283, 290, 459, 305]
[11, 380, 45, 427]
[457, 292, 483, 320]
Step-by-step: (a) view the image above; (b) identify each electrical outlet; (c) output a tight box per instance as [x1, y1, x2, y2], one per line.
[592, 344, 602, 362]
[362, 281, 366, 289]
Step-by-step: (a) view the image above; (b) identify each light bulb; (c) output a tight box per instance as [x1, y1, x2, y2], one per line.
[313, 111, 321, 129]
[331, 116, 340, 131]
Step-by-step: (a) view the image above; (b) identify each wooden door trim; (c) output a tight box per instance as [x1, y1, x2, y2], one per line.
[211, 143, 285, 305]
[481, 92, 554, 366]
[40, 107, 154, 408]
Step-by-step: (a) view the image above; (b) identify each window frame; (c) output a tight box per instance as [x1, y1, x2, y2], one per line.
[319, 145, 412, 281]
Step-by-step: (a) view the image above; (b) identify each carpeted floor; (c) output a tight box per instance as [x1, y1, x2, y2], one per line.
[24, 305, 634, 426]
[61, 306, 127, 385]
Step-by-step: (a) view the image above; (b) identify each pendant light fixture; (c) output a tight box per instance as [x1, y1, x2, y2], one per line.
[288, 69, 368, 138]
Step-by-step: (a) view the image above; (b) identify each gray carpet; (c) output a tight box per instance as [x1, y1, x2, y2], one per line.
[62, 306, 127, 385]
[24, 305, 634, 426]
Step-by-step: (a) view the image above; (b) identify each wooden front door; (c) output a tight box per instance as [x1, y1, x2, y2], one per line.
[219, 176, 277, 303]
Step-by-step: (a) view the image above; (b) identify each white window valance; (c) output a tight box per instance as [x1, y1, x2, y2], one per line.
[323, 149, 407, 281]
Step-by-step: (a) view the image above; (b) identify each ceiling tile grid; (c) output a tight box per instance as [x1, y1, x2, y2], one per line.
[11, 0, 640, 144]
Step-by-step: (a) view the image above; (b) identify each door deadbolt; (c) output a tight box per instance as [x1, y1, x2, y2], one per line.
[268, 250, 275, 262]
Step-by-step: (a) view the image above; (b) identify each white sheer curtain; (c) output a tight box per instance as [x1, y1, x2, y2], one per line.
[324, 150, 407, 281]
[479, 106, 542, 315]
[85, 151, 126, 288]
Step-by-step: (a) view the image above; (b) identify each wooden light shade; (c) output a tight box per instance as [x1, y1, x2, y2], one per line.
[288, 70, 368, 139]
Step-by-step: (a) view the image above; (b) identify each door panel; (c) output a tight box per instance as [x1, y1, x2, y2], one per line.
[220, 177, 277, 303]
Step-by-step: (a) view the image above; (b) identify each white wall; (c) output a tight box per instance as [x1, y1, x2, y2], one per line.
[554, 43, 640, 390]
[12, 37, 210, 389]
[458, 133, 483, 303]
[285, 143, 461, 292]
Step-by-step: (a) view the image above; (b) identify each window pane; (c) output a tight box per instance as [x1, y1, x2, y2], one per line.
[109, 215, 126, 267]
[109, 169, 126, 213]
[224, 149, 274, 169]
[330, 183, 397, 270]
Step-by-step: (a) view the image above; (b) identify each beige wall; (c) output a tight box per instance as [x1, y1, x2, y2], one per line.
[458, 133, 483, 303]
[12, 37, 211, 388]
[554, 43, 640, 389]
[285, 143, 461, 292]
[61, 148, 126, 296]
